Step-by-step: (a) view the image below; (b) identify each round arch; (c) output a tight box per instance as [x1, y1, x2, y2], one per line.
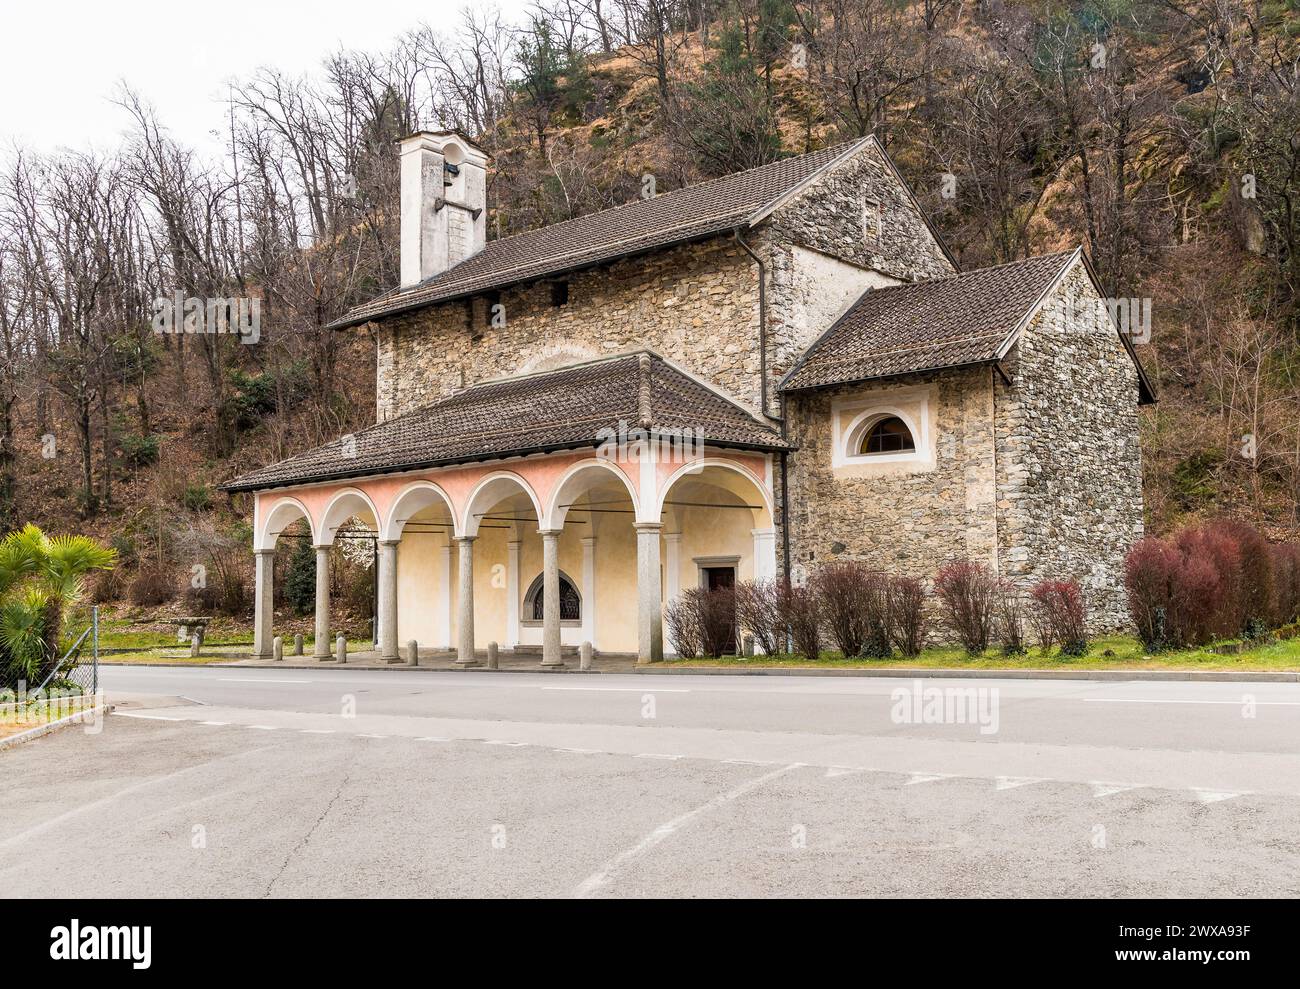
[257, 496, 315, 552]
[382, 481, 458, 541]
[842, 405, 922, 459]
[543, 458, 639, 529]
[318, 487, 382, 545]
[461, 471, 544, 537]
[653, 458, 774, 526]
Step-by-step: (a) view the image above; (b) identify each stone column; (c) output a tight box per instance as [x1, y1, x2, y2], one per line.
[635, 523, 664, 664]
[580, 536, 596, 647]
[253, 549, 275, 659]
[313, 545, 331, 658]
[455, 536, 478, 666]
[438, 542, 453, 651]
[752, 527, 777, 582]
[540, 530, 564, 668]
[505, 538, 521, 649]
[663, 532, 682, 655]
[378, 539, 400, 661]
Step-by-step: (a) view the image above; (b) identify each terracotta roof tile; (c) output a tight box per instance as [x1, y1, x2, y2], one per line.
[330, 141, 866, 329]
[221, 353, 786, 493]
[781, 251, 1077, 391]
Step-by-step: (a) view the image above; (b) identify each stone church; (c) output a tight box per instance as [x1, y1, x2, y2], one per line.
[225, 130, 1152, 664]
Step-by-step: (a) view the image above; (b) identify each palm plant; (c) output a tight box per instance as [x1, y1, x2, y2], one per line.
[0, 524, 116, 687]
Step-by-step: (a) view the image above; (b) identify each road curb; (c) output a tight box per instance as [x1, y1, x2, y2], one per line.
[0, 704, 116, 752]
[97, 660, 1300, 682]
[632, 666, 1300, 682]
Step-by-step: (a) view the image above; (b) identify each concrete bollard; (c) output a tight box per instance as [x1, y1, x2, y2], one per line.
[336, 635, 347, 664]
[293, 633, 304, 656]
[486, 641, 499, 670]
[272, 636, 283, 662]
[190, 633, 201, 658]
[407, 639, 419, 667]
[580, 641, 593, 671]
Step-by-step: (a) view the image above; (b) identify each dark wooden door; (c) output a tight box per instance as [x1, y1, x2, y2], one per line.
[702, 566, 737, 653]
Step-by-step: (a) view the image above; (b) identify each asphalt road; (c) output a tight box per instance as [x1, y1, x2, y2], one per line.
[3, 665, 1298, 897]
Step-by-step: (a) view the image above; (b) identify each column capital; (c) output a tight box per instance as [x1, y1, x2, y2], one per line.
[312, 543, 332, 552]
[538, 528, 562, 538]
[378, 538, 400, 548]
[580, 535, 597, 547]
[663, 531, 683, 544]
[634, 522, 663, 534]
[255, 547, 276, 557]
[455, 534, 477, 544]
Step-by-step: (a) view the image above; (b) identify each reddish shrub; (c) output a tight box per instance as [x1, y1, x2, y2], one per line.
[1175, 523, 1243, 638]
[887, 576, 928, 657]
[664, 586, 736, 658]
[1215, 520, 1275, 638]
[813, 561, 891, 658]
[1030, 579, 1088, 656]
[933, 560, 997, 655]
[995, 582, 1028, 656]
[779, 580, 823, 660]
[1268, 543, 1300, 627]
[733, 579, 784, 655]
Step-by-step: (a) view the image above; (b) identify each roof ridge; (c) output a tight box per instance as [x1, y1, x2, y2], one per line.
[412, 140, 861, 274]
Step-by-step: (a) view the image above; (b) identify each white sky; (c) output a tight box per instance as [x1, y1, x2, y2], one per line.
[1, 0, 529, 160]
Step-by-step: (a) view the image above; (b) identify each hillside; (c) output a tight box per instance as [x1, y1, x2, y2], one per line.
[2, 0, 1298, 622]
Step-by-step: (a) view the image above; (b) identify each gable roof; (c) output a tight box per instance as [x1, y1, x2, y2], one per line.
[329, 139, 876, 330]
[220, 352, 787, 494]
[780, 248, 1154, 403]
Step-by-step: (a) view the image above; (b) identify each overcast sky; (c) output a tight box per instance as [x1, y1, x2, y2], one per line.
[1, 0, 529, 159]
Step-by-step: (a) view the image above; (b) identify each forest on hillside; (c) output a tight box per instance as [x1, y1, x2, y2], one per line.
[0, 0, 1298, 616]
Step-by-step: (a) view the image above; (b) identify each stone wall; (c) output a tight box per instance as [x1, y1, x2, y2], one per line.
[375, 237, 761, 422]
[375, 139, 954, 423]
[781, 366, 998, 584]
[994, 260, 1144, 631]
[758, 137, 957, 410]
[781, 257, 1144, 635]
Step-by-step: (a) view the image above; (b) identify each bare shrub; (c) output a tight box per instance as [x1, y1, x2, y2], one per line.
[780, 580, 822, 660]
[887, 576, 928, 657]
[665, 587, 735, 658]
[733, 578, 784, 655]
[814, 561, 870, 658]
[995, 582, 1028, 656]
[933, 559, 997, 655]
[1124, 537, 1220, 650]
[1030, 579, 1088, 656]
[1271, 543, 1300, 627]
[664, 592, 702, 659]
[128, 565, 174, 606]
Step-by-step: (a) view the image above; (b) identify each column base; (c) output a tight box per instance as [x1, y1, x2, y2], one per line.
[539, 659, 567, 669]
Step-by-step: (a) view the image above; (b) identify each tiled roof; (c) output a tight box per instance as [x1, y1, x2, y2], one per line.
[221, 352, 786, 493]
[329, 140, 868, 329]
[781, 251, 1079, 391]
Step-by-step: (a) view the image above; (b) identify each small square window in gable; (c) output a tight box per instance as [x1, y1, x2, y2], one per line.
[861, 197, 882, 245]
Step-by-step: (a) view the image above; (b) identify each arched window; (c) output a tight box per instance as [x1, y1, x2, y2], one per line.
[859, 415, 916, 455]
[523, 572, 581, 622]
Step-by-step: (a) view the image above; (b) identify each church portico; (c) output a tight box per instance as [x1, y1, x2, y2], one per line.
[248, 442, 775, 666]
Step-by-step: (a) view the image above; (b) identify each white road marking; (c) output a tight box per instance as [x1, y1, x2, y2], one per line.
[216, 678, 313, 684]
[904, 773, 955, 786]
[198, 721, 229, 727]
[112, 713, 183, 722]
[357, 733, 388, 739]
[483, 739, 527, 746]
[574, 763, 803, 898]
[1085, 698, 1300, 706]
[300, 729, 335, 735]
[1192, 788, 1245, 804]
[995, 776, 1046, 790]
[824, 766, 867, 778]
[635, 753, 681, 760]
[248, 725, 277, 731]
[1091, 782, 1145, 798]
[542, 686, 690, 693]
[415, 736, 449, 742]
